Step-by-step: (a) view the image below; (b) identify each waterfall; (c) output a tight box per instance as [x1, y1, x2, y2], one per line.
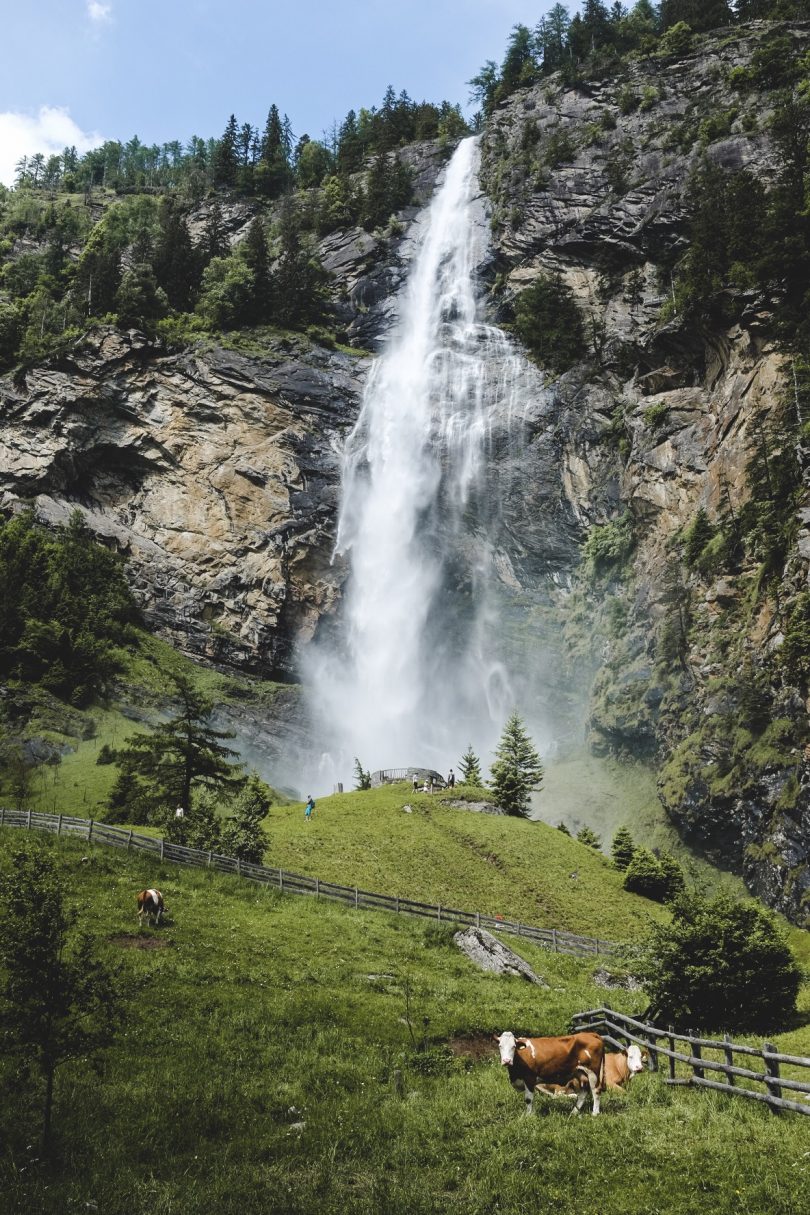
[305, 136, 549, 782]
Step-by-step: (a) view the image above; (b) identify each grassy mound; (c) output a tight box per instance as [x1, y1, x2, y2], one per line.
[1, 831, 808, 1215]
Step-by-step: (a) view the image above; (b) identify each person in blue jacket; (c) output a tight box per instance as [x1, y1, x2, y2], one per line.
[305, 795, 315, 821]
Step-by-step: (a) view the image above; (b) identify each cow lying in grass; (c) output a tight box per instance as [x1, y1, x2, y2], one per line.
[494, 1031, 605, 1116]
[536, 1044, 648, 1103]
[137, 888, 164, 926]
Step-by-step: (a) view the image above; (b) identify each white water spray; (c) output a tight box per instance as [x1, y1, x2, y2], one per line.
[305, 137, 549, 780]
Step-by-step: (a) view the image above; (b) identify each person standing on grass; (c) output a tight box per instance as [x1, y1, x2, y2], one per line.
[305, 795, 315, 822]
[412, 772, 419, 792]
[447, 769, 455, 789]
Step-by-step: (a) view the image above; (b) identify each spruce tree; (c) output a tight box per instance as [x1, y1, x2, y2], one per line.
[489, 711, 544, 818]
[109, 671, 243, 817]
[576, 825, 602, 850]
[610, 825, 636, 870]
[199, 200, 229, 265]
[241, 216, 272, 323]
[212, 114, 239, 187]
[458, 744, 483, 786]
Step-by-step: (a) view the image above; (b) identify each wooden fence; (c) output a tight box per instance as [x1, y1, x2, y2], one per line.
[0, 808, 621, 958]
[571, 1006, 810, 1117]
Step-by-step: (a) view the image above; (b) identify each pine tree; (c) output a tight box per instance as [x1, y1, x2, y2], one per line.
[153, 198, 199, 310]
[353, 757, 371, 790]
[212, 114, 239, 187]
[683, 507, 715, 568]
[489, 711, 544, 818]
[240, 215, 272, 323]
[0, 843, 121, 1152]
[110, 671, 243, 816]
[576, 825, 602, 850]
[199, 200, 229, 265]
[610, 825, 636, 870]
[458, 744, 483, 786]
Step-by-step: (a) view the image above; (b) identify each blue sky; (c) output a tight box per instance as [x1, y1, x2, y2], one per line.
[0, 1, 565, 184]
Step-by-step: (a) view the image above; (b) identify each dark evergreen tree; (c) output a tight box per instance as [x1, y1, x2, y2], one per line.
[489, 711, 544, 818]
[109, 671, 243, 817]
[660, 0, 732, 29]
[500, 24, 537, 94]
[353, 757, 372, 790]
[458, 744, 483, 786]
[114, 263, 169, 332]
[611, 825, 636, 870]
[199, 200, 229, 265]
[241, 216, 272, 323]
[212, 114, 239, 187]
[576, 825, 602, 849]
[153, 199, 199, 310]
[337, 109, 364, 172]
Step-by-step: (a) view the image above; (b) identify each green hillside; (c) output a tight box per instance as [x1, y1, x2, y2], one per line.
[266, 783, 668, 941]
[1, 830, 808, 1215]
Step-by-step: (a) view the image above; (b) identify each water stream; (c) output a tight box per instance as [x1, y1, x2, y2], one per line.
[305, 136, 552, 785]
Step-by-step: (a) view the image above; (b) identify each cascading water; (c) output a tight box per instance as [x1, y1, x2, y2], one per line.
[305, 136, 553, 783]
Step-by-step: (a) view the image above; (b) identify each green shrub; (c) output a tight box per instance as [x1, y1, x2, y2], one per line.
[639, 892, 802, 1032]
[583, 512, 635, 579]
[512, 274, 587, 375]
[576, 826, 602, 850]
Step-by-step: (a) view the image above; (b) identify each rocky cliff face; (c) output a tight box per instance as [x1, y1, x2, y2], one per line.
[480, 22, 810, 924]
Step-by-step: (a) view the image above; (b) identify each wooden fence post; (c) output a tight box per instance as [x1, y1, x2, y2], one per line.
[437, 905, 442, 922]
[396, 895, 400, 913]
[647, 1030, 659, 1073]
[57, 814, 63, 836]
[475, 911, 480, 928]
[27, 809, 32, 830]
[692, 1039, 704, 1080]
[88, 819, 93, 843]
[0, 807, 4, 827]
[552, 928, 558, 953]
[723, 1037, 735, 1087]
[315, 877, 320, 898]
[668, 1026, 676, 1082]
[127, 829, 133, 851]
[208, 851, 212, 868]
[160, 837, 164, 860]
[763, 1042, 782, 1114]
[355, 887, 359, 909]
[237, 858, 241, 877]
[279, 870, 283, 891]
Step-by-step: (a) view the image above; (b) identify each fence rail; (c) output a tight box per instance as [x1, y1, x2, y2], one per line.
[0, 808, 622, 958]
[571, 1006, 810, 1117]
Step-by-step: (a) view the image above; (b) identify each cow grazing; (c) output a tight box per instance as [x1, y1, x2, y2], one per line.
[137, 888, 164, 926]
[494, 1031, 605, 1116]
[604, 1044, 646, 1090]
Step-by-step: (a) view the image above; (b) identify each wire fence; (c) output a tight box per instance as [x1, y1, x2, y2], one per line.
[571, 1006, 810, 1117]
[0, 807, 623, 958]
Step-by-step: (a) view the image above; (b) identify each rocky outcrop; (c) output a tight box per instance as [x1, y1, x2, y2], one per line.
[0, 328, 363, 677]
[453, 925, 548, 985]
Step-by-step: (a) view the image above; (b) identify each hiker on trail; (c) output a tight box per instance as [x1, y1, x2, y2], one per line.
[447, 769, 455, 789]
[412, 772, 419, 792]
[305, 795, 315, 822]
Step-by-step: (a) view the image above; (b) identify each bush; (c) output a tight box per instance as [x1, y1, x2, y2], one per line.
[512, 274, 587, 375]
[639, 893, 802, 1032]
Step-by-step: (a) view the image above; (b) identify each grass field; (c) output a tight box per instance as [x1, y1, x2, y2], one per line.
[1, 830, 809, 1215]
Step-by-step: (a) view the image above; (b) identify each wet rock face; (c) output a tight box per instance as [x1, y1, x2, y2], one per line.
[0, 328, 363, 677]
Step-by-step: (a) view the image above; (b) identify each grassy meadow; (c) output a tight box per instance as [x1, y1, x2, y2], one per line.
[1, 829, 809, 1215]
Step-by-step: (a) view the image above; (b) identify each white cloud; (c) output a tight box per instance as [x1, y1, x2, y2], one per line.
[86, 2, 113, 23]
[0, 106, 104, 187]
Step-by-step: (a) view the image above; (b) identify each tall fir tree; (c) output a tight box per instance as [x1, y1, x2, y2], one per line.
[212, 114, 239, 187]
[489, 711, 544, 818]
[458, 744, 483, 786]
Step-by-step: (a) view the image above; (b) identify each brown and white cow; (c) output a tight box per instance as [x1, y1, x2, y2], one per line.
[604, 1044, 646, 1090]
[493, 1031, 605, 1116]
[137, 888, 164, 926]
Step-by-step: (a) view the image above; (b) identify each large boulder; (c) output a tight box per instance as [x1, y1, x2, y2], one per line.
[453, 926, 548, 985]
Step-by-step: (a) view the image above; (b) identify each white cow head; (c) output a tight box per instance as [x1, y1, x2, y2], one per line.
[494, 1031, 518, 1066]
[626, 1044, 645, 1075]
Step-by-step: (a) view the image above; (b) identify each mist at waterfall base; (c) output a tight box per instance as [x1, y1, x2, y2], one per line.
[302, 137, 567, 793]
